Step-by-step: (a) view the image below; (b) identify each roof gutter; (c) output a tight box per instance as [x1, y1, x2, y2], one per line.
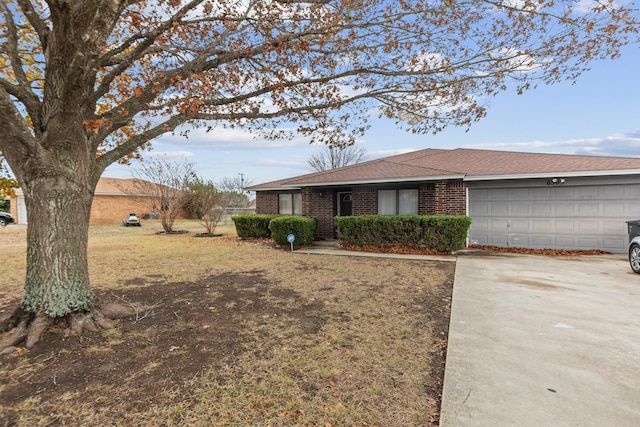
[464, 169, 640, 181]
[270, 174, 466, 189]
[248, 185, 303, 191]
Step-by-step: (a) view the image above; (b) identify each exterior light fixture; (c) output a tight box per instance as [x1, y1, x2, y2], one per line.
[547, 177, 566, 186]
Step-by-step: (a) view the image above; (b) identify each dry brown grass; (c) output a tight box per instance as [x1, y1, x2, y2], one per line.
[0, 219, 454, 426]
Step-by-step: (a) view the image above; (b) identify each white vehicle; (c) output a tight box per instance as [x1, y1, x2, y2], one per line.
[122, 213, 141, 227]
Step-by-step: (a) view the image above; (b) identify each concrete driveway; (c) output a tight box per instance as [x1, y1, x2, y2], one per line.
[440, 252, 640, 426]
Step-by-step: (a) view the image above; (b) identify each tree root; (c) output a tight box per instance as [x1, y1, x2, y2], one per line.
[0, 302, 157, 355]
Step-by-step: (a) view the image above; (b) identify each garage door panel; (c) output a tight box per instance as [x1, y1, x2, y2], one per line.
[469, 183, 639, 253]
[603, 186, 625, 198]
[554, 220, 575, 232]
[626, 186, 640, 198]
[627, 202, 640, 213]
[603, 238, 626, 252]
[577, 237, 599, 249]
[532, 204, 552, 215]
[532, 188, 551, 198]
[491, 219, 509, 230]
[554, 187, 574, 199]
[510, 235, 529, 247]
[551, 236, 575, 249]
[470, 189, 490, 200]
[509, 188, 530, 199]
[470, 233, 489, 245]
[531, 236, 552, 247]
[532, 220, 552, 232]
[555, 203, 575, 216]
[576, 187, 599, 199]
[577, 203, 599, 216]
[510, 203, 530, 215]
[603, 203, 625, 215]
[510, 219, 530, 231]
[491, 204, 508, 215]
[489, 234, 509, 246]
[490, 188, 509, 199]
[576, 220, 599, 232]
[472, 218, 490, 231]
[470, 202, 490, 215]
[602, 221, 626, 233]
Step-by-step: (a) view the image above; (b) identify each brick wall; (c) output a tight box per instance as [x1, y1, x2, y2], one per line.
[419, 183, 435, 215]
[90, 195, 151, 223]
[9, 197, 17, 221]
[433, 180, 466, 215]
[352, 186, 377, 215]
[446, 180, 467, 215]
[308, 189, 336, 239]
[256, 189, 336, 238]
[302, 188, 313, 217]
[255, 191, 278, 214]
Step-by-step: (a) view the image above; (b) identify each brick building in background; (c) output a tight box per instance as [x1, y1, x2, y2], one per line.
[10, 177, 157, 225]
[248, 148, 640, 253]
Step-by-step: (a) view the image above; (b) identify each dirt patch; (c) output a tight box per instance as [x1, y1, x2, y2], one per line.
[469, 244, 610, 256]
[0, 258, 454, 426]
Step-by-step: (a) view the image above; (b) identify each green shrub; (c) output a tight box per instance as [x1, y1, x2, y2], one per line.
[268, 216, 318, 246]
[232, 214, 280, 238]
[334, 215, 472, 252]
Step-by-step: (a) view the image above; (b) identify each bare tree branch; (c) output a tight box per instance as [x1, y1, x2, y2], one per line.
[307, 145, 367, 171]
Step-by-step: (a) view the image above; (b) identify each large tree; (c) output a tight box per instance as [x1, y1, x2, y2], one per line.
[0, 0, 637, 349]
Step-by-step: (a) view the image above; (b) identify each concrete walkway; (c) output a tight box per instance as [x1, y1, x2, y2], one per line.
[441, 252, 640, 426]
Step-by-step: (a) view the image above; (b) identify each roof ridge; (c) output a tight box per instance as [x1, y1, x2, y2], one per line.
[455, 147, 640, 160]
[280, 150, 436, 185]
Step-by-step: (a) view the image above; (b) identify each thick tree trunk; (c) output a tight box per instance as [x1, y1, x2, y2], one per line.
[20, 177, 95, 317]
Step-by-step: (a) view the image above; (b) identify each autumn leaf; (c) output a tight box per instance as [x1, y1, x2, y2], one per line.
[83, 118, 108, 133]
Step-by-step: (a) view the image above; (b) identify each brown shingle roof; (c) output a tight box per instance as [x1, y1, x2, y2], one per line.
[249, 148, 640, 190]
[95, 177, 154, 195]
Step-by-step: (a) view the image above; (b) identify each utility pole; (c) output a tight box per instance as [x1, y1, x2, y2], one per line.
[238, 173, 245, 191]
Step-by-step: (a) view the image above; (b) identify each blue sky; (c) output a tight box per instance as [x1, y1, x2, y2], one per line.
[105, 44, 640, 187]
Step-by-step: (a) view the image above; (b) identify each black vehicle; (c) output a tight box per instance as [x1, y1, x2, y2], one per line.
[0, 212, 15, 227]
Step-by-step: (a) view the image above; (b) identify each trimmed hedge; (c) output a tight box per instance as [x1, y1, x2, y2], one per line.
[334, 215, 472, 252]
[232, 214, 280, 238]
[269, 216, 318, 246]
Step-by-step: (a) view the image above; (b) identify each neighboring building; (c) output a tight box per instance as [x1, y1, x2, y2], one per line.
[248, 148, 640, 253]
[10, 177, 156, 225]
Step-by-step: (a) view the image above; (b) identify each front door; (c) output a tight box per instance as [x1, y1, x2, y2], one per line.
[338, 192, 352, 216]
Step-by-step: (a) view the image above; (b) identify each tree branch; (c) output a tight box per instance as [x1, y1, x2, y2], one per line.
[16, 0, 50, 49]
[0, 1, 43, 130]
[0, 87, 43, 181]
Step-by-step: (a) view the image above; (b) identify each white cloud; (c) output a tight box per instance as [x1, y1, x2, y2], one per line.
[463, 130, 640, 157]
[574, 0, 599, 14]
[145, 150, 193, 158]
[499, 0, 543, 12]
[152, 126, 313, 150]
[367, 148, 417, 159]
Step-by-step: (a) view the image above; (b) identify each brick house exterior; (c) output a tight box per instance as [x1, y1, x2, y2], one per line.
[253, 180, 467, 240]
[10, 177, 160, 225]
[248, 148, 640, 252]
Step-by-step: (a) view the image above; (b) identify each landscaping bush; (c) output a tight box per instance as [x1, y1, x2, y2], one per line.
[269, 216, 318, 246]
[334, 215, 472, 252]
[232, 214, 280, 238]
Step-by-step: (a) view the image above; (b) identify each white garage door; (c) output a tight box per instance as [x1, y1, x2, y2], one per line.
[469, 184, 640, 253]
